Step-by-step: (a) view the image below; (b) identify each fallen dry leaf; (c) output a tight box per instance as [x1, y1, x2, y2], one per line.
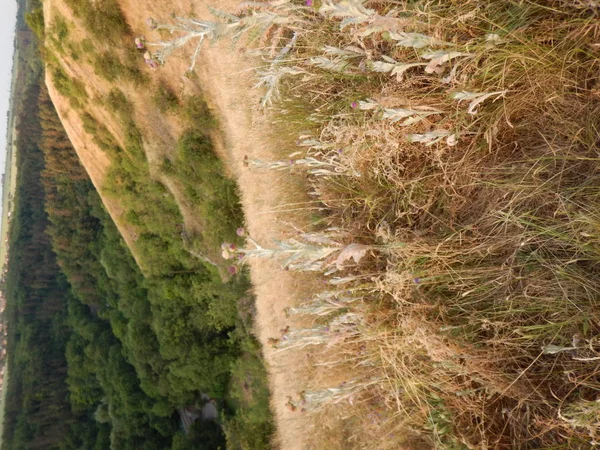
[335, 243, 370, 269]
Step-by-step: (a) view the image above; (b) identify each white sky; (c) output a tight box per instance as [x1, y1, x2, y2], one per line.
[0, 0, 18, 171]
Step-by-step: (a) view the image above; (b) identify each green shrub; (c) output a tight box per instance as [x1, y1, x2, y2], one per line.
[172, 130, 243, 249]
[93, 52, 147, 85]
[224, 338, 274, 450]
[153, 82, 180, 113]
[25, 8, 45, 41]
[181, 95, 216, 130]
[66, 42, 81, 61]
[63, 0, 130, 44]
[52, 14, 69, 41]
[80, 39, 94, 54]
[106, 88, 133, 117]
[92, 52, 122, 82]
[80, 113, 121, 155]
[52, 67, 88, 109]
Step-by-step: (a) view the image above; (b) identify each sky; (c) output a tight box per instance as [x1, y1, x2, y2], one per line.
[0, 0, 18, 172]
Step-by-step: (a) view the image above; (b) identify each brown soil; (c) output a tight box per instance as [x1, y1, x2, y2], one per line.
[45, 0, 322, 448]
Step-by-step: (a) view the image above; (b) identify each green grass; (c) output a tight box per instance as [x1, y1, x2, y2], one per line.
[92, 50, 148, 85]
[92, 52, 124, 82]
[80, 112, 121, 156]
[51, 66, 87, 109]
[161, 129, 243, 253]
[180, 95, 217, 129]
[152, 81, 180, 113]
[47, 12, 70, 55]
[79, 39, 94, 54]
[105, 88, 134, 117]
[62, 0, 130, 44]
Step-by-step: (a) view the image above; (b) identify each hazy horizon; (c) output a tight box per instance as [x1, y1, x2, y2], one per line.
[0, 0, 18, 174]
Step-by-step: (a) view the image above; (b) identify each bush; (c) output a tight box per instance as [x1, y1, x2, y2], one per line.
[63, 0, 130, 44]
[172, 130, 244, 250]
[152, 82, 180, 113]
[25, 8, 44, 41]
[224, 337, 274, 450]
[80, 113, 121, 155]
[93, 52, 147, 85]
[181, 95, 216, 130]
[106, 88, 133, 117]
[92, 52, 122, 82]
[52, 67, 88, 109]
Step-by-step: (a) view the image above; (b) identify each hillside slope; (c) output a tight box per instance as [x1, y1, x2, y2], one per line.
[42, 0, 600, 448]
[44, 0, 318, 448]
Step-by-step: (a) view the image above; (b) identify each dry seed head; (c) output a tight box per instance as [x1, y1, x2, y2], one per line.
[450, 90, 507, 115]
[389, 31, 450, 49]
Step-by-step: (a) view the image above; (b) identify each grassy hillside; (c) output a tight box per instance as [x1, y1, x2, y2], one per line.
[28, 0, 600, 447]
[236, 1, 600, 448]
[0, 0, 274, 448]
[111, 1, 600, 448]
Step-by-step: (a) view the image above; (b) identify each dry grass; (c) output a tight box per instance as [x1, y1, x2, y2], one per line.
[201, 0, 600, 448]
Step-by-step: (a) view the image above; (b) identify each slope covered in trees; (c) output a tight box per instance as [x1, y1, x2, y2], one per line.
[2, 74, 79, 450]
[1, 0, 273, 448]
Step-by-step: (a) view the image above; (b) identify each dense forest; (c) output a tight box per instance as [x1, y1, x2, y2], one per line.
[0, 0, 273, 448]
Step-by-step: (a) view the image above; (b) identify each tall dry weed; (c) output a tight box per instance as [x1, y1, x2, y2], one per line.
[248, 1, 600, 447]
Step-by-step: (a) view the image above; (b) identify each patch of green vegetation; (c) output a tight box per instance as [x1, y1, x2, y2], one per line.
[171, 421, 226, 449]
[48, 12, 70, 55]
[6, 5, 274, 446]
[92, 51, 148, 86]
[92, 51, 122, 82]
[152, 81, 180, 113]
[38, 83, 272, 448]
[105, 89, 147, 164]
[62, 0, 130, 44]
[1, 79, 121, 450]
[225, 338, 275, 450]
[51, 66, 88, 109]
[80, 112, 121, 156]
[162, 130, 243, 252]
[66, 41, 81, 61]
[121, 46, 150, 85]
[24, 7, 44, 42]
[80, 38, 94, 54]
[181, 94, 217, 129]
[105, 88, 133, 117]
[94, 87, 272, 447]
